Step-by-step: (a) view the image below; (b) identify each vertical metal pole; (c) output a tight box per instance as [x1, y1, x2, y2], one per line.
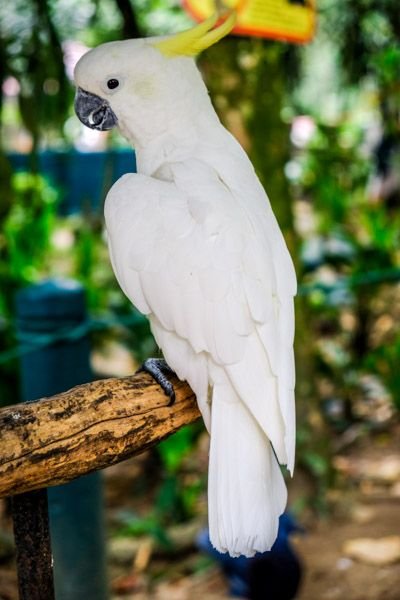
[11, 280, 62, 600]
[15, 279, 108, 600]
[12, 490, 55, 600]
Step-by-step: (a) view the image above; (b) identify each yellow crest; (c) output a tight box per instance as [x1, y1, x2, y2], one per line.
[154, 11, 237, 57]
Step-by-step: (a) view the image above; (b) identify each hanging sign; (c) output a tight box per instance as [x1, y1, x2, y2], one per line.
[183, 0, 316, 44]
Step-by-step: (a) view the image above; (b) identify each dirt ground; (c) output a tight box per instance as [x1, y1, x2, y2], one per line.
[295, 503, 400, 600]
[1, 426, 399, 600]
[294, 430, 400, 600]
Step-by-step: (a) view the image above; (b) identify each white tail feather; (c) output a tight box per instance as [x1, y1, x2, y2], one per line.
[208, 383, 287, 557]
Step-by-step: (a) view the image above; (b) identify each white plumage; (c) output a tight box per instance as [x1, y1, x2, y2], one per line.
[74, 19, 296, 557]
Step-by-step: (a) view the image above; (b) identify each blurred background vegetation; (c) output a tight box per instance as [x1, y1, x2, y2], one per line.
[0, 0, 399, 597]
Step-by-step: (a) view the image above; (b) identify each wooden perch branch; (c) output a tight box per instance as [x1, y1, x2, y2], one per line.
[0, 373, 200, 498]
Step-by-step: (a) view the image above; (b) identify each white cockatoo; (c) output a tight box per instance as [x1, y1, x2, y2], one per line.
[74, 12, 296, 558]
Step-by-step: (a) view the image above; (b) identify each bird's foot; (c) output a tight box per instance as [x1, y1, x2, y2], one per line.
[138, 358, 176, 406]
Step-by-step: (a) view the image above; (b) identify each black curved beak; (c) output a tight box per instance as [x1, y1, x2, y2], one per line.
[74, 87, 118, 131]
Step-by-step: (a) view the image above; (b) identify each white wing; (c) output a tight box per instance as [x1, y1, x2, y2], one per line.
[105, 157, 296, 472]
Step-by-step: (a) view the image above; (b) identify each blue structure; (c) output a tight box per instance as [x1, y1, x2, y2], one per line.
[9, 149, 136, 214]
[16, 279, 108, 600]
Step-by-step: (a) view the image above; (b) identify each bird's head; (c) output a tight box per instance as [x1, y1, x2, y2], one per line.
[74, 12, 236, 143]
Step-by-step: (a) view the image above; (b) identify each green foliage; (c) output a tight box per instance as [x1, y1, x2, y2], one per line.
[0, 0, 71, 147]
[158, 424, 198, 473]
[117, 425, 205, 546]
[155, 424, 203, 523]
[365, 334, 400, 410]
[117, 511, 173, 548]
[130, 0, 191, 35]
[293, 108, 400, 439]
[372, 46, 400, 88]
[298, 123, 369, 231]
[320, 0, 400, 84]
[4, 172, 58, 280]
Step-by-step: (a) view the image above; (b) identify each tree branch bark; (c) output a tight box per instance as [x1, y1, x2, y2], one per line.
[0, 373, 200, 498]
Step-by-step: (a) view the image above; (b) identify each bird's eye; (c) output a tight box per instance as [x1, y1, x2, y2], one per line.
[107, 78, 119, 90]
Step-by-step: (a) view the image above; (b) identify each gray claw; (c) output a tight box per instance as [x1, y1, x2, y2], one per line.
[139, 358, 176, 405]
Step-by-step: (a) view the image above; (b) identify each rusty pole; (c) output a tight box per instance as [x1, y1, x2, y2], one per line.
[12, 489, 55, 600]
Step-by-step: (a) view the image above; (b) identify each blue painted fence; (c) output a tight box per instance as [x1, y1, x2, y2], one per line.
[9, 149, 136, 214]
